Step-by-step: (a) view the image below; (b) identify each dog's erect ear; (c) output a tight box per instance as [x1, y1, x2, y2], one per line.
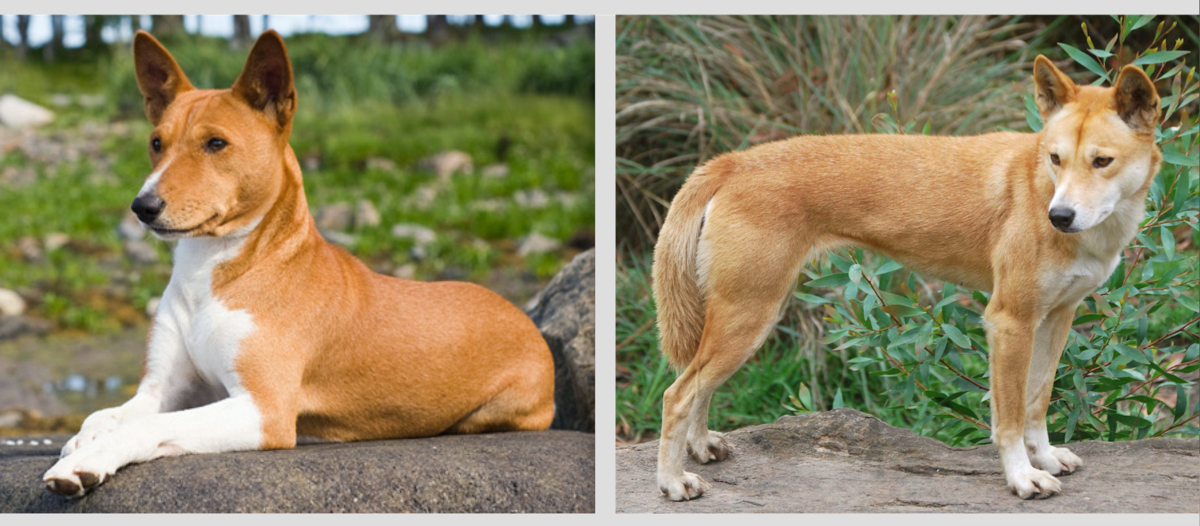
[1113, 65, 1161, 134]
[133, 31, 194, 125]
[1032, 55, 1078, 121]
[231, 30, 297, 128]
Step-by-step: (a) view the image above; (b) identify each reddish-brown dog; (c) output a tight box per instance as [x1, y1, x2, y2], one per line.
[43, 30, 555, 497]
[653, 56, 1161, 501]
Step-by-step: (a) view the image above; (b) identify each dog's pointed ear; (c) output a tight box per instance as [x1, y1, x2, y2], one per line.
[231, 30, 297, 128]
[133, 30, 194, 125]
[1032, 55, 1077, 121]
[1113, 64, 1161, 134]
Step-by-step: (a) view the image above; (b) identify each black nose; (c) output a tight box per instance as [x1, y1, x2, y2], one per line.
[1049, 207, 1075, 231]
[131, 195, 165, 223]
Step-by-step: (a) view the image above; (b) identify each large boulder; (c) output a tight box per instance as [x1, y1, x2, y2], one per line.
[616, 408, 1199, 513]
[1, 431, 593, 512]
[527, 249, 595, 432]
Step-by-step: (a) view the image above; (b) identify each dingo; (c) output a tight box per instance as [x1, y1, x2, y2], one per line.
[42, 31, 555, 497]
[652, 56, 1161, 501]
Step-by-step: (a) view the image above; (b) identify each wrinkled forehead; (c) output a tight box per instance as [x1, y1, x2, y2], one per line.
[155, 89, 262, 136]
[1044, 89, 1137, 150]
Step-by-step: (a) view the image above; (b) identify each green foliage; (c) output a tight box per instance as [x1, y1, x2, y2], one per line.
[0, 34, 595, 332]
[616, 16, 1198, 446]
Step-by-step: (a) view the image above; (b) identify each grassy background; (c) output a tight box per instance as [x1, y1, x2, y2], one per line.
[1, 31, 595, 335]
[615, 15, 1198, 445]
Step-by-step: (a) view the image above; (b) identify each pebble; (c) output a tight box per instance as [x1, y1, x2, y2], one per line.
[315, 202, 354, 232]
[0, 288, 27, 317]
[355, 200, 381, 228]
[390, 224, 437, 247]
[44, 232, 69, 252]
[518, 232, 562, 257]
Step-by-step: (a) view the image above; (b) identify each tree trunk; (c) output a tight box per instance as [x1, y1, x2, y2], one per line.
[43, 15, 65, 62]
[232, 15, 251, 47]
[367, 15, 397, 42]
[426, 15, 450, 43]
[154, 15, 186, 39]
[16, 15, 30, 60]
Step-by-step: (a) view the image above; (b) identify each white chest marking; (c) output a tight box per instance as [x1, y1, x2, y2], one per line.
[157, 224, 259, 394]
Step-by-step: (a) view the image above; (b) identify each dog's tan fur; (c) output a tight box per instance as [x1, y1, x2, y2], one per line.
[652, 56, 1161, 500]
[41, 32, 555, 496]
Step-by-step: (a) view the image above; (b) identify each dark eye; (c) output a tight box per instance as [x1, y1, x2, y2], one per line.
[151, 138, 162, 153]
[206, 138, 227, 152]
[1093, 157, 1113, 168]
[1050, 153, 1060, 165]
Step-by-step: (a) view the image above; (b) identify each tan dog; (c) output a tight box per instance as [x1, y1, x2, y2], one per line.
[652, 55, 1161, 500]
[42, 30, 555, 497]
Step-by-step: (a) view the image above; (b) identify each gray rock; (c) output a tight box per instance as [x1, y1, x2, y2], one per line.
[116, 212, 145, 241]
[355, 199, 381, 228]
[417, 150, 473, 180]
[320, 230, 357, 248]
[315, 202, 354, 232]
[0, 316, 52, 342]
[615, 408, 1200, 513]
[15, 237, 41, 261]
[123, 240, 159, 265]
[514, 189, 550, 209]
[527, 249, 595, 432]
[0, 431, 594, 512]
[0, 95, 54, 129]
[42, 233, 68, 253]
[391, 223, 437, 247]
[518, 232, 561, 257]
[481, 163, 510, 178]
[392, 263, 416, 280]
[0, 289, 26, 317]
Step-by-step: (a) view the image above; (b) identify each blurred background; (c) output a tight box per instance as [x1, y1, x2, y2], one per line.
[0, 15, 595, 434]
[616, 15, 1197, 447]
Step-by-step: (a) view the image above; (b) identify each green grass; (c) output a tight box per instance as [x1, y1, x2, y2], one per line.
[0, 34, 594, 333]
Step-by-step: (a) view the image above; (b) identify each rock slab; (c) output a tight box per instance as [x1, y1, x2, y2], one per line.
[616, 408, 1199, 513]
[1, 430, 593, 513]
[527, 249, 595, 432]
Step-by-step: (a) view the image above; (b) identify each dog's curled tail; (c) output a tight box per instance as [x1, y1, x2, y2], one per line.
[652, 159, 727, 370]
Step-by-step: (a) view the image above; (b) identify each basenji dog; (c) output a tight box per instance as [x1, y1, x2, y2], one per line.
[42, 30, 555, 497]
[652, 55, 1162, 500]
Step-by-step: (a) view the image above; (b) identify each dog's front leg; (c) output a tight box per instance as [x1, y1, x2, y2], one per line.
[985, 296, 1062, 499]
[1024, 303, 1083, 475]
[43, 394, 267, 497]
[60, 320, 198, 458]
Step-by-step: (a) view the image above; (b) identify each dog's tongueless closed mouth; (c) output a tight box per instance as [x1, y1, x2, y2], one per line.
[41, 29, 557, 498]
[651, 54, 1161, 502]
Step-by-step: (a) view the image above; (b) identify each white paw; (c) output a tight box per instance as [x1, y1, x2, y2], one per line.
[1007, 467, 1062, 499]
[43, 450, 118, 497]
[658, 471, 711, 501]
[1031, 446, 1082, 475]
[687, 430, 733, 464]
[62, 408, 123, 458]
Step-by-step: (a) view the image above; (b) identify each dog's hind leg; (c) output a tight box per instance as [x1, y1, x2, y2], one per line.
[657, 225, 809, 501]
[1024, 302, 1083, 475]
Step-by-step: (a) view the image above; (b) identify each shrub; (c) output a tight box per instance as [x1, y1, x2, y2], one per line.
[616, 15, 1198, 445]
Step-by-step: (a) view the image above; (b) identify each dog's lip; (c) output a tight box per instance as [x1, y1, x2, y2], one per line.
[143, 214, 219, 237]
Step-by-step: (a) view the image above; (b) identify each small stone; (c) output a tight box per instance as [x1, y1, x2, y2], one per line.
[390, 224, 437, 247]
[417, 150, 473, 180]
[514, 189, 550, 209]
[481, 163, 509, 178]
[124, 239, 159, 265]
[392, 263, 416, 280]
[365, 157, 397, 172]
[43, 232, 69, 252]
[16, 237, 41, 260]
[0, 94, 55, 128]
[118, 212, 146, 240]
[0, 289, 27, 317]
[302, 154, 321, 172]
[49, 94, 73, 107]
[315, 202, 354, 232]
[355, 200, 381, 228]
[77, 94, 106, 108]
[518, 232, 561, 257]
[321, 230, 358, 248]
[469, 199, 506, 213]
[146, 297, 161, 319]
[408, 245, 427, 262]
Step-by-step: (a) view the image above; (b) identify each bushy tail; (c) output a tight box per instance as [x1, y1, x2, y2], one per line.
[652, 161, 726, 369]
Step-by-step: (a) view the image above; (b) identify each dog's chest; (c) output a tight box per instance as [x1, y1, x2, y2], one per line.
[1042, 254, 1118, 311]
[160, 238, 257, 390]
